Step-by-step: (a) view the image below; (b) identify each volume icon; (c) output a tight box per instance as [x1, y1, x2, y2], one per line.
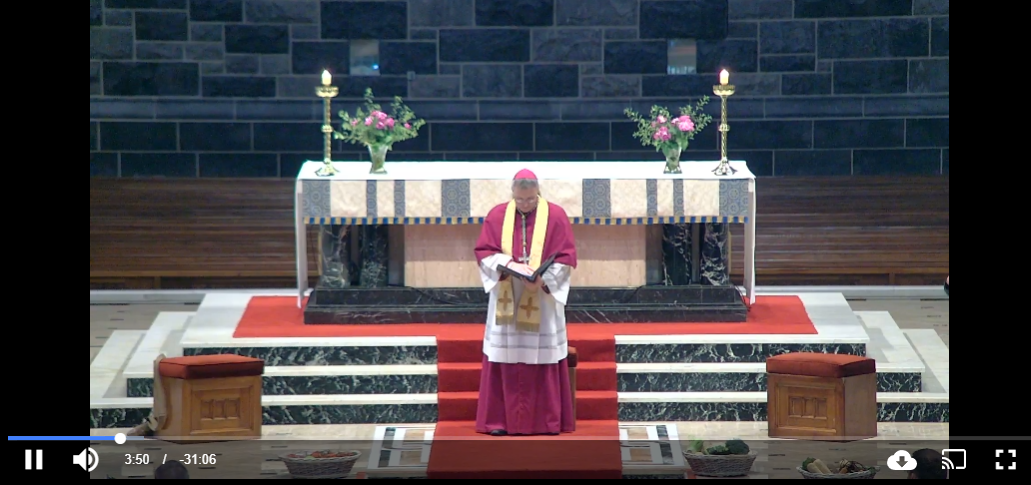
[73, 448, 99, 472]
[25, 450, 42, 470]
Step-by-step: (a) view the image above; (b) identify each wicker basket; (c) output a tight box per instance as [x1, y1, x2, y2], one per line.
[683, 452, 757, 477]
[280, 451, 362, 479]
[796, 466, 879, 479]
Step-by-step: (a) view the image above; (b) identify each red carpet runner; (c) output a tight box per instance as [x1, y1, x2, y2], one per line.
[233, 296, 817, 338]
[231, 297, 815, 478]
[429, 333, 622, 479]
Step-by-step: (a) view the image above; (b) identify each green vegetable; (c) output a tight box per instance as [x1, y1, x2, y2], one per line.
[802, 458, 815, 470]
[705, 445, 731, 456]
[688, 440, 705, 453]
[725, 439, 750, 455]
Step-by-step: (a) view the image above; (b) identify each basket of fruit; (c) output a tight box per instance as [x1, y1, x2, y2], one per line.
[798, 458, 879, 479]
[682, 439, 757, 477]
[279, 450, 362, 479]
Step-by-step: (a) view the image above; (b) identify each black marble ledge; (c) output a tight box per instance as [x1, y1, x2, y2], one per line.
[618, 402, 948, 423]
[306, 305, 748, 324]
[305, 285, 749, 324]
[616, 343, 867, 363]
[618, 371, 922, 393]
[183, 345, 438, 366]
[91, 404, 437, 429]
[127, 373, 438, 398]
[310, 286, 743, 307]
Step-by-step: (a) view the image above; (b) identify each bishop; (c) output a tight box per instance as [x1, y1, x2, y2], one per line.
[472, 168, 578, 436]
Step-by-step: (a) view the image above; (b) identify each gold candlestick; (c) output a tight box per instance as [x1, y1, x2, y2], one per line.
[712, 70, 737, 176]
[315, 72, 339, 177]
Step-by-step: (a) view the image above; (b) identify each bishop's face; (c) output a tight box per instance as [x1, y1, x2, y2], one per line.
[513, 186, 540, 213]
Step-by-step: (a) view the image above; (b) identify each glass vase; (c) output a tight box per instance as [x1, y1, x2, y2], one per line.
[663, 147, 682, 174]
[368, 144, 388, 174]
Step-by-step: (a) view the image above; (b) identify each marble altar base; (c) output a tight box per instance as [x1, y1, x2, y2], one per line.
[303, 285, 748, 324]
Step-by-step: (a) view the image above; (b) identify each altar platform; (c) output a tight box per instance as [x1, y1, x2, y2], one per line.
[89, 290, 948, 478]
[90, 292, 947, 423]
[295, 160, 758, 323]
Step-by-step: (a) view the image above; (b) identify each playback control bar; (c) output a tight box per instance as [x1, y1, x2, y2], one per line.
[8, 438, 103, 478]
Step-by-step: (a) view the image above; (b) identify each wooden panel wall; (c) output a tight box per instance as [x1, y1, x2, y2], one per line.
[89, 177, 948, 289]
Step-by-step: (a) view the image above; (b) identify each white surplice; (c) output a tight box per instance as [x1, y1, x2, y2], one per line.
[478, 253, 571, 364]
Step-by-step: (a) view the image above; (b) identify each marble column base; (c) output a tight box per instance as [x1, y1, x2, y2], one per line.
[318, 225, 354, 288]
[700, 223, 730, 286]
[661, 224, 693, 285]
[360, 225, 389, 287]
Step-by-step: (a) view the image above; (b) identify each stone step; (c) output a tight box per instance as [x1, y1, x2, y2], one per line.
[91, 330, 146, 400]
[123, 358, 921, 398]
[904, 329, 949, 393]
[178, 293, 871, 365]
[618, 391, 948, 423]
[89, 391, 947, 429]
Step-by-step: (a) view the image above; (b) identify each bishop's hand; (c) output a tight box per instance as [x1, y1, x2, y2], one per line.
[523, 276, 543, 290]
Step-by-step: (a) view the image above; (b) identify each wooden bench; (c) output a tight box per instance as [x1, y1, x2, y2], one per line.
[729, 176, 949, 285]
[90, 179, 319, 289]
[90, 176, 948, 289]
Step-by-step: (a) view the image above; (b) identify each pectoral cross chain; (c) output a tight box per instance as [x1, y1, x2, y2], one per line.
[519, 211, 529, 263]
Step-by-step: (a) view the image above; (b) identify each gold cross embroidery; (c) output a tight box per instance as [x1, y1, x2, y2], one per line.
[498, 293, 513, 311]
[520, 297, 538, 319]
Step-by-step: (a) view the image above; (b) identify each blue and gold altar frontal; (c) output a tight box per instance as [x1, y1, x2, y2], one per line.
[301, 178, 753, 225]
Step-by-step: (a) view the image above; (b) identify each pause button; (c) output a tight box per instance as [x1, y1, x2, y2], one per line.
[25, 450, 42, 470]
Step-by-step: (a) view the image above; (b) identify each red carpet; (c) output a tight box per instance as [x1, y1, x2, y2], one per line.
[232, 296, 816, 338]
[231, 296, 813, 478]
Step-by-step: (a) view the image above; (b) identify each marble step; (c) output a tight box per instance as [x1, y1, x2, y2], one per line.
[124, 359, 921, 398]
[904, 329, 949, 393]
[617, 362, 922, 393]
[180, 338, 870, 366]
[91, 330, 147, 400]
[618, 391, 948, 423]
[179, 294, 870, 365]
[90, 391, 948, 429]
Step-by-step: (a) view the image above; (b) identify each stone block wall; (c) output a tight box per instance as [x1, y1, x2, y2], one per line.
[90, 0, 948, 177]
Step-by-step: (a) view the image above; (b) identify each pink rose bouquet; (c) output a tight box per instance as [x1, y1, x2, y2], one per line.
[335, 88, 425, 174]
[624, 97, 713, 174]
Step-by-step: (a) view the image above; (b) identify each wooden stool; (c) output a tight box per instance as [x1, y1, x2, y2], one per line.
[568, 347, 578, 421]
[766, 353, 877, 441]
[155, 355, 264, 443]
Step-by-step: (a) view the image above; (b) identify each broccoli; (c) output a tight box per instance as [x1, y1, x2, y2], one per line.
[688, 440, 705, 453]
[725, 439, 750, 455]
[705, 445, 731, 455]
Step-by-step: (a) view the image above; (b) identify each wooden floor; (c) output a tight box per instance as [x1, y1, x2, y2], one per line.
[89, 177, 948, 289]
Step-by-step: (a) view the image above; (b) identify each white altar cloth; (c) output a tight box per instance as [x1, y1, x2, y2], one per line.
[294, 160, 757, 308]
[297, 160, 755, 181]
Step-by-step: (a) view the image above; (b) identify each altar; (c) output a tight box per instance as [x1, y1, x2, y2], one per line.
[294, 160, 756, 323]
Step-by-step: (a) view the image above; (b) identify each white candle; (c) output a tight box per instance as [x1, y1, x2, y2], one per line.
[322, 70, 332, 86]
[720, 69, 729, 85]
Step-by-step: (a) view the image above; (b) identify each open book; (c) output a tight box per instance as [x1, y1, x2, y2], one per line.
[496, 253, 558, 283]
